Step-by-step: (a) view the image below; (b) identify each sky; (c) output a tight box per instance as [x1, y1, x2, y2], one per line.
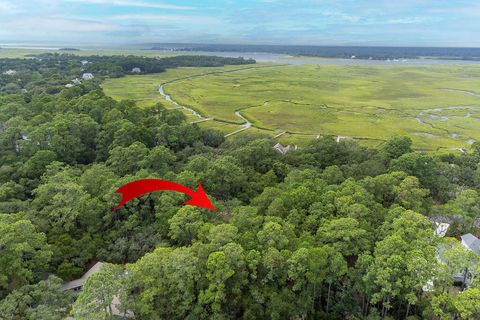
[1, 0, 480, 47]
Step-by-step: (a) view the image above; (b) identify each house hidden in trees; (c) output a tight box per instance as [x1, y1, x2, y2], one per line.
[433, 222, 450, 237]
[82, 73, 94, 80]
[60, 262, 133, 318]
[461, 233, 480, 256]
[432, 221, 480, 286]
[60, 262, 104, 292]
[3, 69, 17, 75]
[273, 143, 297, 154]
[131, 67, 141, 73]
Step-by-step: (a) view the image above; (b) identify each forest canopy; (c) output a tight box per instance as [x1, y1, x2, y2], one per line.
[0, 53, 479, 320]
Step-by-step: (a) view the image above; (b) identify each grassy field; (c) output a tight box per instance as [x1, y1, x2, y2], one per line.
[103, 63, 480, 152]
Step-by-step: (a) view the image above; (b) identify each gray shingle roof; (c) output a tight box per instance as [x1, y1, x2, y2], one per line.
[60, 262, 104, 291]
[461, 233, 480, 256]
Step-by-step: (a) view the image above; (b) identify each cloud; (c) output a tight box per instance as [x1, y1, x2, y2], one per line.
[320, 11, 360, 23]
[65, 0, 195, 10]
[0, 0, 479, 46]
[0, 0, 18, 12]
[108, 13, 220, 24]
[385, 17, 428, 24]
[1, 17, 122, 33]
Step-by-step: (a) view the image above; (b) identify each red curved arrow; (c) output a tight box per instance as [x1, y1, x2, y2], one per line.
[113, 179, 215, 211]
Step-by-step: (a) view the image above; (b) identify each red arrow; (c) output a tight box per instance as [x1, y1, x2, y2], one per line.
[113, 179, 216, 211]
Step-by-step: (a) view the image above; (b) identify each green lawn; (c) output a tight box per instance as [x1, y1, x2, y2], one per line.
[103, 63, 480, 151]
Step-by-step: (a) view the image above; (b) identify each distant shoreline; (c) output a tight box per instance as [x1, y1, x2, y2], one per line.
[3, 45, 480, 65]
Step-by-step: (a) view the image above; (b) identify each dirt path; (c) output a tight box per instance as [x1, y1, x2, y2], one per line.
[441, 88, 480, 97]
[224, 111, 252, 137]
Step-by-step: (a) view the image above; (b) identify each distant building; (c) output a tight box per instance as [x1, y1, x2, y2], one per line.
[80, 60, 89, 66]
[3, 69, 17, 75]
[82, 73, 94, 80]
[72, 78, 82, 85]
[65, 83, 74, 88]
[273, 143, 297, 154]
[131, 67, 141, 73]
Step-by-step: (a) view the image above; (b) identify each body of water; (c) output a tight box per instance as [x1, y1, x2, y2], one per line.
[198, 51, 480, 66]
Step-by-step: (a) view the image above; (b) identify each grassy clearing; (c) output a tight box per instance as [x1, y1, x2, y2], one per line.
[103, 63, 480, 151]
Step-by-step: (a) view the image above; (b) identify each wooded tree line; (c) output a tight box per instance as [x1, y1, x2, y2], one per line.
[0, 54, 479, 319]
[0, 53, 254, 92]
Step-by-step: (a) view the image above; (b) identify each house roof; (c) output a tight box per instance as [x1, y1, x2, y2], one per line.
[461, 233, 480, 256]
[434, 222, 450, 237]
[60, 262, 104, 291]
[274, 143, 297, 154]
[82, 73, 94, 80]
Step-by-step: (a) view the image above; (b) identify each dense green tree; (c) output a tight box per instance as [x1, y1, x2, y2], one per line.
[0, 276, 75, 320]
[106, 142, 149, 176]
[0, 216, 52, 298]
[393, 176, 429, 213]
[168, 207, 207, 245]
[380, 135, 413, 160]
[204, 156, 248, 199]
[316, 217, 370, 257]
[140, 145, 176, 174]
[453, 288, 480, 320]
[365, 211, 438, 318]
[71, 264, 124, 319]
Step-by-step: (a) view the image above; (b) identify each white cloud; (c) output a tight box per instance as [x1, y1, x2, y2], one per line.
[385, 17, 428, 24]
[1, 17, 122, 34]
[108, 13, 220, 24]
[65, 0, 195, 10]
[321, 11, 360, 23]
[0, 0, 18, 12]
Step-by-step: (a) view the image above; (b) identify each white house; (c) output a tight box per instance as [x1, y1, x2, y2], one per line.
[65, 83, 74, 88]
[3, 69, 17, 75]
[80, 60, 89, 66]
[273, 143, 297, 154]
[72, 78, 82, 85]
[82, 73, 94, 80]
[131, 67, 141, 73]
